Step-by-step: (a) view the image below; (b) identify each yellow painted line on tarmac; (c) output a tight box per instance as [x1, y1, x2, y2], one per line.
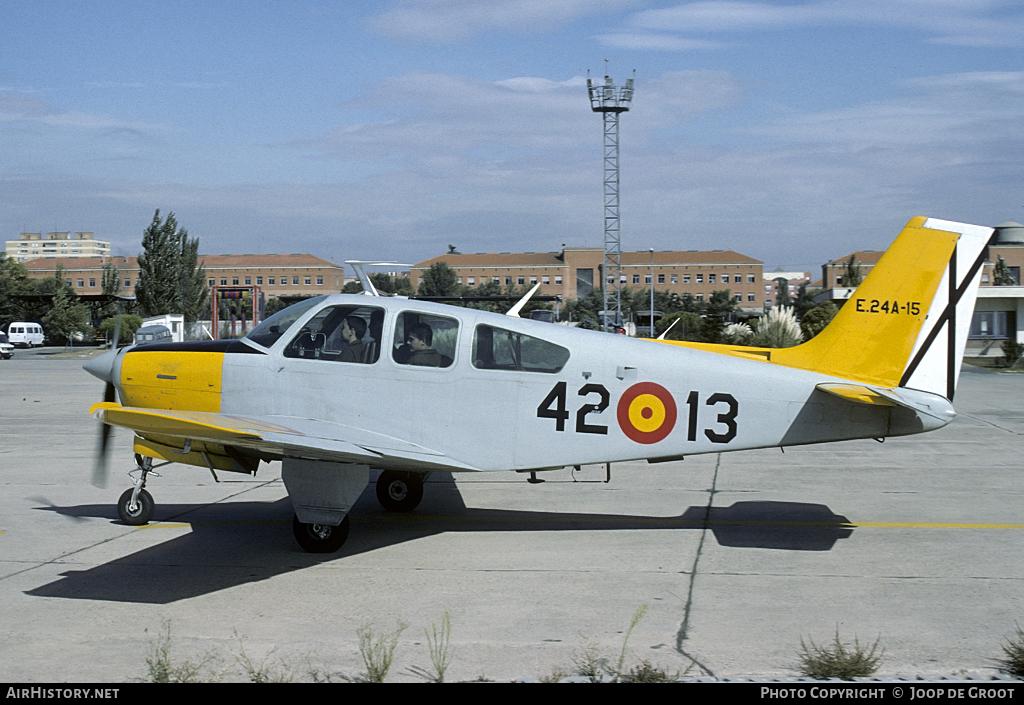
[846, 521, 1024, 530]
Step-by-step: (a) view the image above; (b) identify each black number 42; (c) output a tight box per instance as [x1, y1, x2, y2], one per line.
[536, 381, 609, 435]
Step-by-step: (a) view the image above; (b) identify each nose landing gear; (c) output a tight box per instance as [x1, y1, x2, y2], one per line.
[117, 454, 158, 526]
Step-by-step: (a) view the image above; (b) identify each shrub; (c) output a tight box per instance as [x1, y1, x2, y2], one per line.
[797, 630, 883, 680]
[800, 302, 838, 340]
[357, 621, 408, 683]
[1001, 340, 1024, 369]
[751, 306, 803, 348]
[998, 623, 1024, 677]
[722, 322, 753, 344]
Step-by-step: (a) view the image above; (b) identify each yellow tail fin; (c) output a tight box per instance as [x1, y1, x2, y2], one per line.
[772, 217, 992, 398]
[661, 218, 994, 400]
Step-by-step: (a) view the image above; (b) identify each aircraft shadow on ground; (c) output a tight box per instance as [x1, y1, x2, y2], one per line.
[26, 476, 852, 604]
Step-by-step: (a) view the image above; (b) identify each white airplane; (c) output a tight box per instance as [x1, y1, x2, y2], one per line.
[84, 217, 993, 552]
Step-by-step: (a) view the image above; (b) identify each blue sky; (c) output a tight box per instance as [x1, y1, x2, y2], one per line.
[2, 1, 1022, 274]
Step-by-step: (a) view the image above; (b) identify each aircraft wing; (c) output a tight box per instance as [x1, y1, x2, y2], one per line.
[89, 402, 481, 471]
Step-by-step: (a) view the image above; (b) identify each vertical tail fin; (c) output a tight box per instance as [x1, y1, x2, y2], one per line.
[772, 217, 994, 399]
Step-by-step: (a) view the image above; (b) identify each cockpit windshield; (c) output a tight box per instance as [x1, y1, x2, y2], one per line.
[244, 296, 327, 349]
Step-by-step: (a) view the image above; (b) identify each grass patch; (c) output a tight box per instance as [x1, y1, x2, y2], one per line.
[144, 620, 218, 683]
[234, 631, 293, 683]
[797, 629, 883, 680]
[998, 624, 1024, 677]
[424, 610, 455, 683]
[357, 621, 408, 683]
[620, 660, 677, 683]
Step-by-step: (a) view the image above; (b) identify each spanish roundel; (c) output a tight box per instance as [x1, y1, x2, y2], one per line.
[616, 382, 677, 444]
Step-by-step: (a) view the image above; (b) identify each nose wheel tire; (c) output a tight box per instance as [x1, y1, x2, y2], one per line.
[375, 471, 424, 512]
[292, 514, 350, 553]
[117, 488, 154, 525]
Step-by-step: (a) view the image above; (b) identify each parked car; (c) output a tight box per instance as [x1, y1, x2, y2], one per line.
[7, 322, 44, 347]
[134, 325, 172, 344]
[0, 333, 12, 359]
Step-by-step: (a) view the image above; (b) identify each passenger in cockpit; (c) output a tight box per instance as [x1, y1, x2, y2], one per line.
[405, 323, 445, 367]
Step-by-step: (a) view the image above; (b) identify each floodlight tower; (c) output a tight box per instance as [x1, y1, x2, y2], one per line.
[587, 67, 634, 331]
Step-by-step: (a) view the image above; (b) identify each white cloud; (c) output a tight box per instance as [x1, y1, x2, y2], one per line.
[366, 0, 644, 42]
[596, 32, 725, 51]
[0, 94, 159, 131]
[629, 0, 1024, 47]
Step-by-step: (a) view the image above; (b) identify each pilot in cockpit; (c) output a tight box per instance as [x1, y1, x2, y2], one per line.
[339, 316, 368, 363]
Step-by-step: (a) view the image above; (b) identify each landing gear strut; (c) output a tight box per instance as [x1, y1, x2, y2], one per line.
[117, 455, 156, 525]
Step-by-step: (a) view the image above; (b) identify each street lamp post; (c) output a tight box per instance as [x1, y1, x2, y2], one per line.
[649, 248, 654, 336]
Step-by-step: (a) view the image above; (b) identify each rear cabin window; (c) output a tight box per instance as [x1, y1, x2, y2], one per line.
[472, 325, 569, 373]
[283, 304, 385, 364]
[392, 311, 458, 368]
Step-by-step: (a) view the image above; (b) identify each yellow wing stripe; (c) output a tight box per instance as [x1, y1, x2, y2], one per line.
[89, 402, 267, 442]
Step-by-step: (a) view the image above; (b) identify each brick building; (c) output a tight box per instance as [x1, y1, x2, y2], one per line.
[411, 246, 765, 313]
[21, 253, 346, 300]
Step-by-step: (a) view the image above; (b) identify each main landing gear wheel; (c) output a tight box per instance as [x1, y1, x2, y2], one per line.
[375, 471, 424, 512]
[292, 514, 350, 553]
[117, 488, 154, 525]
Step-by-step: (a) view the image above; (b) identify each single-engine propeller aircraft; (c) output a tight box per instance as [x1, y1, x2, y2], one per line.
[85, 217, 993, 552]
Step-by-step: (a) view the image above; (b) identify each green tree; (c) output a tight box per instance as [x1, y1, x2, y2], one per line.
[993, 255, 1016, 286]
[135, 210, 208, 321]
[463, 278, 505, 312]
[800, 302, 838, 340]
[180, 231, 208, 324]
[43, 282, 91, 349]
[774, 277, 792, 308]
[841, 255, 862, 288]
[0, 255, 34, 324]
[98, 261, 122, 320]
[370, 273, 414, 297]
[702, 290, 739, 343]
[792, 281, 818, 320]
[417, 262, 461, 297]
[99, 314, 143, 346]
[656, 311, 704, 341]
[263, 297, 291, 317]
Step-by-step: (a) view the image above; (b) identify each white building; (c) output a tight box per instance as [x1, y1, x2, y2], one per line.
[5, 232, 111, 262]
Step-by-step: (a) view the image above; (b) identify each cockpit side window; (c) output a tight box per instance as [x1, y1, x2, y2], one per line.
[392, 311, 457, 368]
[283, 305, 385, 363]
[472, 325, 569, 373]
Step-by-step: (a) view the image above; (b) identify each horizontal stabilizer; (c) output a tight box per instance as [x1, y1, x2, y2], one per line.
[816, 383, 956, 424]
[815, 383, 897, 407]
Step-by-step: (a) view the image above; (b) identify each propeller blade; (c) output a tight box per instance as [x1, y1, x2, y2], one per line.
[91, 306, 123, 489]
[92, 387, 114, 488]
[92, 405, 112, 487]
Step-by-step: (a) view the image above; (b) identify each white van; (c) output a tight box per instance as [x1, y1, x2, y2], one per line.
[7, 322, 45, 347]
